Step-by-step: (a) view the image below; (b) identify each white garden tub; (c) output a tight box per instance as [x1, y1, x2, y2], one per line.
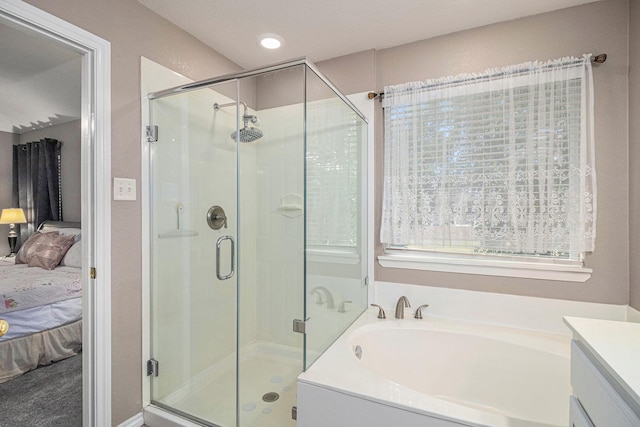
[298, 308, 571, 427]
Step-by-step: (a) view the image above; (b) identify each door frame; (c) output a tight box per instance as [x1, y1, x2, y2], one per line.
[0, 1, 112, 425]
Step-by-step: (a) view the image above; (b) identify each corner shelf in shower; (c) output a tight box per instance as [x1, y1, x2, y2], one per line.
[278, 193, 303, 218]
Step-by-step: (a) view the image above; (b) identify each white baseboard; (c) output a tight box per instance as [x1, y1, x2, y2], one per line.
[627, 305, 640, 323]
[373, 281, 628, 335]
[117, 412, 144, 427]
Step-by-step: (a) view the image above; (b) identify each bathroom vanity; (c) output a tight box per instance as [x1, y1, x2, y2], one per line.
[563, 317, 640, 427]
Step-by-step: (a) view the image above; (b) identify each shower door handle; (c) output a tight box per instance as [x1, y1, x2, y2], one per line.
[216, 235, 235, 280]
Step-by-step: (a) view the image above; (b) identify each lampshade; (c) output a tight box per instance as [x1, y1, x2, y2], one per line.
[0, 208, 27, 225]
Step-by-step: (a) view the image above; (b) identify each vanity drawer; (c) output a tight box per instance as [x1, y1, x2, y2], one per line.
[571, 341, 640, 427]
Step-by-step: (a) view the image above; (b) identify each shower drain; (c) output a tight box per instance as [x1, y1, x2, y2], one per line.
[262, 392, 280, 403]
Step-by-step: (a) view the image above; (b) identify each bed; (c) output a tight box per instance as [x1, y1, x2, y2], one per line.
[0, 220, 83, 383]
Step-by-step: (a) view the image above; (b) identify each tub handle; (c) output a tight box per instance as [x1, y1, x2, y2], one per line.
[370, 304, 386, 319]
[414, 304, 430, 319]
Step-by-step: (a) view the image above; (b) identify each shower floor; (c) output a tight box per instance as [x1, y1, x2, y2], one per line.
[159, 342, 300, 427]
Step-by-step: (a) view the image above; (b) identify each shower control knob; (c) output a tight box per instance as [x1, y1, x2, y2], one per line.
[207, 205, 227, 229]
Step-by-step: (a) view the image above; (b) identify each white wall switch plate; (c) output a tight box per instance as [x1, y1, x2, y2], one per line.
[113, 177, 136, 201]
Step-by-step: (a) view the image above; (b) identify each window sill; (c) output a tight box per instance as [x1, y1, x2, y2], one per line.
[306, 248, 360, 265]
[378, 252, 592, 282]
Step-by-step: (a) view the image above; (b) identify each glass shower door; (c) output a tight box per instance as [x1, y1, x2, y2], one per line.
[149, 81, 239, 427]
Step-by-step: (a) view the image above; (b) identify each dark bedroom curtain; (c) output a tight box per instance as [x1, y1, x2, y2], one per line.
[12, 138, 63, 247]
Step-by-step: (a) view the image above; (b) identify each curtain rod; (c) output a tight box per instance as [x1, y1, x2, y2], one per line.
[368, 53, 607, 101]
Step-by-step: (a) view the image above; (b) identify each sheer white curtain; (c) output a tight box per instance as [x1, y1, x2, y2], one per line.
[381, 55, 596, 260]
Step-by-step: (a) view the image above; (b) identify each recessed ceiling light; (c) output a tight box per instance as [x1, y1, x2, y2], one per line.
[259, 33, 283, 50]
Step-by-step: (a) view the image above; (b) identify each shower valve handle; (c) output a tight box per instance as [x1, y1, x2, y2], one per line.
[207, 205, 227, 229]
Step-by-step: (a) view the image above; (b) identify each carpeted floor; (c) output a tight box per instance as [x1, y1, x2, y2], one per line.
[0, 352, 82, 426]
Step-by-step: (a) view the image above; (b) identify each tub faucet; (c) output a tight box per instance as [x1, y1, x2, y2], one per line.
[395, 296, 411, 319]
[309, 286, 335, 309]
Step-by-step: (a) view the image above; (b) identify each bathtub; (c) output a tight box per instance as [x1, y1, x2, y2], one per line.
[297, 308, 571, 427]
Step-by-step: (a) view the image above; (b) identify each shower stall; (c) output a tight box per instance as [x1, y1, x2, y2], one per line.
[144, 59, 368, 427]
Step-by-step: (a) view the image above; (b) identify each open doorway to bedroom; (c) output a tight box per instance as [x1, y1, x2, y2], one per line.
[0, 18, 83, 425]
[0, 2, 111, 426]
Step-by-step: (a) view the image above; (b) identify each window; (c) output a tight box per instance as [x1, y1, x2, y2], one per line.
[380, 56, 596, 278]
[306, 98, 363, 259]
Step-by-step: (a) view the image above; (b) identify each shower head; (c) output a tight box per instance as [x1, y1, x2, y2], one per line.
[214, 101, 263, 143]
[234, 113, 263, 142]
[232, 126, 263, 143]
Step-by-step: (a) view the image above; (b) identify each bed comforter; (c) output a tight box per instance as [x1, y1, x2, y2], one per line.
[0, 263, 81, 314]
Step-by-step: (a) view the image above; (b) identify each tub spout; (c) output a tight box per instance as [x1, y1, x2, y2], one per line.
[309, 286, 335, 309]
[395, 296, 411, 319]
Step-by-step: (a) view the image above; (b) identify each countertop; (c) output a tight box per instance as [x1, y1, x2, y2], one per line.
[563, 316, 640, 411]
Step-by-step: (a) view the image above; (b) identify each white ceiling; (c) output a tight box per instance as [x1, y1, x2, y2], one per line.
[0, 21, 81, 134]
[138, 0, 603, 70]
[1, 0, 604, 134]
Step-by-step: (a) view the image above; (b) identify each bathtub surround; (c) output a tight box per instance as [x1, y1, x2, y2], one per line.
[628, 306, 640, 322]
[299, 309, 573, 427]
[372, 282, 629, 335]
[299, 290, 639, 427]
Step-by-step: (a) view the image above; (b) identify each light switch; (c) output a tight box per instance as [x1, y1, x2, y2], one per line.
[113, 178, 136, 201]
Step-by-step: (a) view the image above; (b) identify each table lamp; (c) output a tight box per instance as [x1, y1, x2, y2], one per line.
[0, 208, 27, 257]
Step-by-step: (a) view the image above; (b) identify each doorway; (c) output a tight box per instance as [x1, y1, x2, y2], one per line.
[0, 1, 111, 425]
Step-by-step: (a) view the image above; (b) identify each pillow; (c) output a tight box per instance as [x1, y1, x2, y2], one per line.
[60, 241, 82, 268]
[15, 232, 59, 264]
[58, 227, 82, 242]
[22, 233, 75, 270]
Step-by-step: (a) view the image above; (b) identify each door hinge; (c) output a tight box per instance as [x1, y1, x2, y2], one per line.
[291, 406, 297, 420]
[146, 125, 158, 142]
[90, 267, 96, 279]
[147, 359, 159, 377]
[292, 318, 309, 334]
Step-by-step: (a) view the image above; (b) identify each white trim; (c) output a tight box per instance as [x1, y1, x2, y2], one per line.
[378, 252, 593, 282]
[0, 2, 112, 426]
[373, 281, 627, 335]
[117, 412, 145, 427]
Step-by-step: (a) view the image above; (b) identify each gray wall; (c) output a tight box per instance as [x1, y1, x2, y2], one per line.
[19, 120, 82, 222]
[630, 0, 640, 310]
[0, 121, 80, 254]
[371, 0, 630, 304]
[318, 0, 631, 305]
[23, 0, 241, 423]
